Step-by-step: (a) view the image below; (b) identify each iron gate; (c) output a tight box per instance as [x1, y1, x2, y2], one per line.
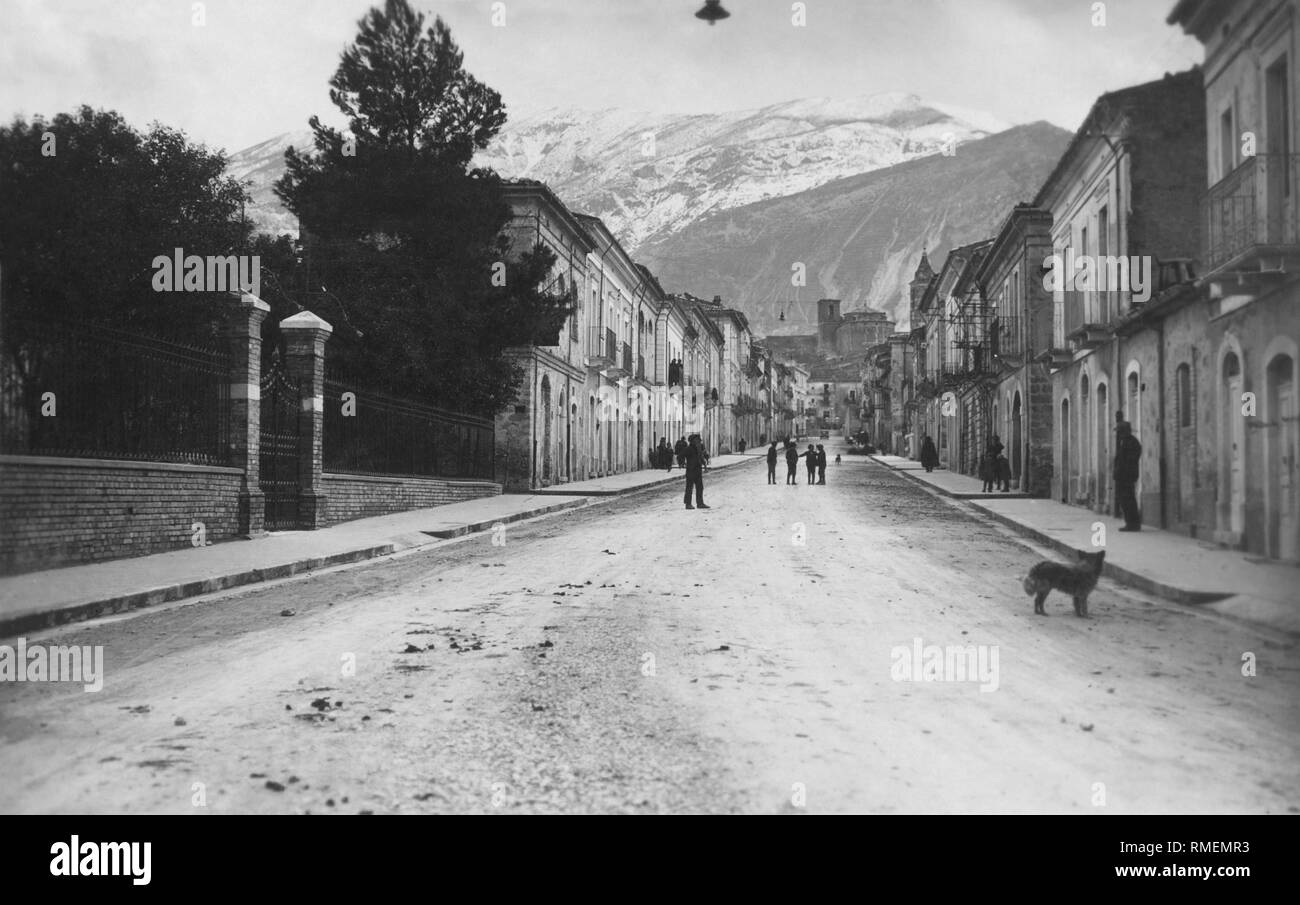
[259, 351, 302, 530]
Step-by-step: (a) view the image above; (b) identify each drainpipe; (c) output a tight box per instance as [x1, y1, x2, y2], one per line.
[1157, 313, 1168, 529]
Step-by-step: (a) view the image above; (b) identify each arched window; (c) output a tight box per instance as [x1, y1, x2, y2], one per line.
[1126, 365, 1140, 437]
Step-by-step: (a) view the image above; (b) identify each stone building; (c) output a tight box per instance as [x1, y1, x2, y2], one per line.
[815, 299, 894, 356]
[1034, 69, 1207, 513]
[1158, 0, 1299, 562]
[497, 182, 713, 490]
[975, 204, 1057, 496]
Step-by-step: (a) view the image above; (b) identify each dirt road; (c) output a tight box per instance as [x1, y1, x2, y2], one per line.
[2, 454, 1296, 814]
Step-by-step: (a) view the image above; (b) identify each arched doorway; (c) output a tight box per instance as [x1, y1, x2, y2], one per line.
[1221, 351, 1245, 538]
[1012, 391, 1023, 491]
[1061, 397, 1071, 503]
[541, 375, 553, 485]
[1080, 375, 1091, 505]
[1266, 354, 1296, 560]
[1096, 381, 1108, 511]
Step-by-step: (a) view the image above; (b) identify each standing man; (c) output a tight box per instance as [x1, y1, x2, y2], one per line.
[785, 441, 800, 485]
[674, 435, 688, 470]
[805, 443, 817, 484]
[816, 444, 827, 484]
[683, 434, 709, 509]
[766, 440, 779, 485]
[1114, 421, 1142, 532]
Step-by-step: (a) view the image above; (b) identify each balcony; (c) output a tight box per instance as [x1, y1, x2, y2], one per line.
[585, 326, 616, 369]
[1202, 153, 1300, 277]
[601, 342, 631, 378]
[1066, 322, 1112, 350]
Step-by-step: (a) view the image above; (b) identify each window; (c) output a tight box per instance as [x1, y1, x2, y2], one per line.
[1098, 206, 1110, 318]
[1219, 107, 1235, 182]
[1266, 56, 1291, 197]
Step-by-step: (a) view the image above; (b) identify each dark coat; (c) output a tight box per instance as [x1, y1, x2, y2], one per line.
[817, 450, 827, 468]
[767, 445, 779, 464]
[685, 442, 706, 475]
[996, 455, 1012, 481]
[674, 439, 689, 458]
[920, 438, 939, 468]
[1114, 434, 1142, 484]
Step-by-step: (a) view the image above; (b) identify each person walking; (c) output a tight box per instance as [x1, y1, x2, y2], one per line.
[979, 451, 994, 493]
[816, 444, 827, 484]
[766, 440, 779, 484]
[1114, 421, 1142, 531]
[805, 443, 817, 484]
[738, 438, 747, 454]
[920, 435, 939, 473]
[996, 451, 1012, 493]
[657, 437, 672, 471]
[674, 435, 688, 470]
[683, 434, 709, 509]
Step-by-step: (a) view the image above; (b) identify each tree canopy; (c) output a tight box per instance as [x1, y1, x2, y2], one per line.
[0, 106, 252, 343]
[274, 0, 570, 415]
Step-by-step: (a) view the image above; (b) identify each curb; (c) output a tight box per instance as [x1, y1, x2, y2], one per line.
[872, 455, 1228, 607]
[422, 497, 592, 538]
[0, 544, 397, 638]
[0, 459, 759, 638]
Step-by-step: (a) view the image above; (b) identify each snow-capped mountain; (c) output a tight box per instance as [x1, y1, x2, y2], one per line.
[474, 93, 1011, 248]
[227, 92, 1010, 247]
[224, 93, 1068, 331]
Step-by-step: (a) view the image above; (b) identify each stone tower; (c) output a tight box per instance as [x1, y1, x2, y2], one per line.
[909, 250, 935, 328]
[816, 298, 842, 352]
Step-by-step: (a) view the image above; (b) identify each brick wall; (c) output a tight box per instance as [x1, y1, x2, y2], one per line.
[0, 455, 243, 575]
[322, 473, 501, 525]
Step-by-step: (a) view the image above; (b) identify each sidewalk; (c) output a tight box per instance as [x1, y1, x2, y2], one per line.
[871, 454, 1300, 635]
[0, 455, 761, 637]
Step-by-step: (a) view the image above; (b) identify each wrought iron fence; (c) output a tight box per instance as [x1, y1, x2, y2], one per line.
[322, 376, 494, 480]
[0, 317, 231, 465]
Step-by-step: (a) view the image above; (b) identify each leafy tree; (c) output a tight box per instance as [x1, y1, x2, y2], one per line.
[274, 0, 569, 415]
[0, 106, 251, 343]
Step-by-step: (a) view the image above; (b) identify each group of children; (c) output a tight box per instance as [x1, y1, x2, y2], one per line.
[766, 440, 829, 486]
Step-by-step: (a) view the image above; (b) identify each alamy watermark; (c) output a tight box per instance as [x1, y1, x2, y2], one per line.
[151, 247, 260, 297]
[0, 637, 104, 692]
[890, 637, 999, 692]
[1042, 248, 1153, 305]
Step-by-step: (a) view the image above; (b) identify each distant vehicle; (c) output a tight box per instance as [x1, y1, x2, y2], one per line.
[819, 429, 830, 439]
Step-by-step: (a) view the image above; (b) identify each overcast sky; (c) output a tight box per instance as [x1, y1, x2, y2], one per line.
[1, 0, 1202, 154]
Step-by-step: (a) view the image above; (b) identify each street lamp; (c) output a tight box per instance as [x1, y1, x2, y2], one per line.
[695, 1, 730, 25]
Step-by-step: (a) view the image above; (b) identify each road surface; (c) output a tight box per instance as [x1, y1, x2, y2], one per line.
[2, 449, 1296, 814]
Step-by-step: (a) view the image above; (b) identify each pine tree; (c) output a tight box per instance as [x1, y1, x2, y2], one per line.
[274, 0, 569, 414]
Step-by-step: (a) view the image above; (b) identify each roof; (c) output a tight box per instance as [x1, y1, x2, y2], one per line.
[1031, 69, 1202, 210]
[501, 179, 597, 252]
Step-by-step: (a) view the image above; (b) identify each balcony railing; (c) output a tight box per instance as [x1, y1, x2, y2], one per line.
[1202, 153, 1300, 273]
[587, 326, 616, 365]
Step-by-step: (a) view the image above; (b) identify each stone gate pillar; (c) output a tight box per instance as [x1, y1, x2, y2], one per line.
[280, 311, 333, 529]
[223, 291, 270, 536]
